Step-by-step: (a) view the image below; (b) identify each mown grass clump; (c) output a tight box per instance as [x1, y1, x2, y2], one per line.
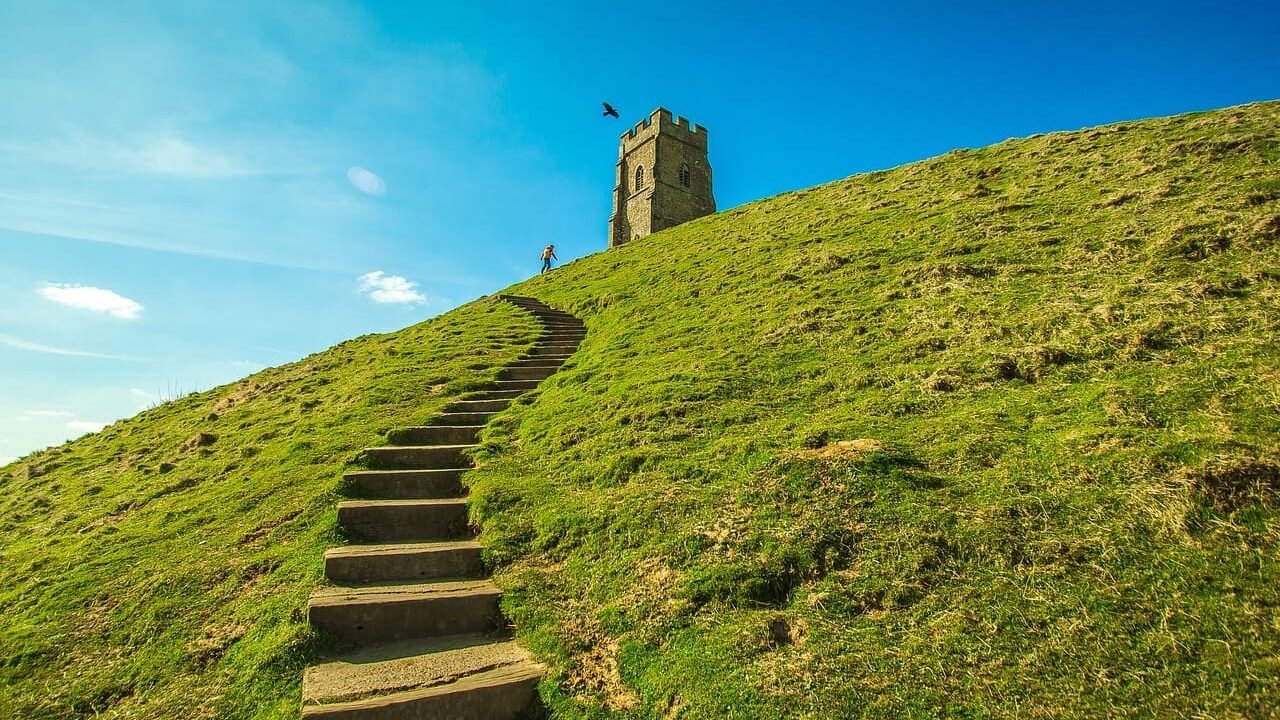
[468, 101, 1280, 718]
[0, 299, 539, 719]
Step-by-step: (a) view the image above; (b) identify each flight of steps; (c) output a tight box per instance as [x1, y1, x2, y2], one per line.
[301, 295, 584, 719]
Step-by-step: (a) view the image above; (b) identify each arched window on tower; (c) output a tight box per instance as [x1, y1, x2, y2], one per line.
[679, 163, 691, 188]
[634, 165, 645, 191]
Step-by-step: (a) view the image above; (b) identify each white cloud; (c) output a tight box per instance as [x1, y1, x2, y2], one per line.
[347, 167, 386, 196]
[0, 332, 134, 360]
[129, 388, 158, 409]
[66, 420, 107, 434]
[128, 136, 256, 178]
[358, 271, 425, 305]
[8, 133, 257, 178]
[24, 410, 75, 418]
[0, 456, 15, 466]
[38, 283, 143, 320]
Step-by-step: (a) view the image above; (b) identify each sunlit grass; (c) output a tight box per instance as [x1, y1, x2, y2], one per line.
[469, 100, 1280, 718]
[0, 300, 540, 719]
[2, 99, 1277, 719]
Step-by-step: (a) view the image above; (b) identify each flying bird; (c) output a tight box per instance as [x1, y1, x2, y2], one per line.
[602, 102, 620, 119]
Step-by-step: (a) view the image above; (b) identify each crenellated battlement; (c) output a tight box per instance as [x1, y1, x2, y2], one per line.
[620, 107, 708, 153]
[609, 105, 715, 248]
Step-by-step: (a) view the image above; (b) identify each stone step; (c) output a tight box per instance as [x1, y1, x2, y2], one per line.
[428, 411, 496, 426]
[541, 336, 585, 345]
[499, 366, 559, 381]
[500, 295, 547, 306]
[526, 344, 579, 357]
[309, 580, 502, 645]
[510, 357, 566, 367]
[539, 321, 584, 330]
[464, 389, 526, 401]
[444, 398, 511, 414]
[512, 304, 560, 314]
[343, 469, 464, 500]
[325, 541, 484, 584]
[364, 445, 474, 470]
[302, 640, 541, 719]
[338, 499, 468, 542]
[485, 379, 543, 391]
[302, 634, 528, 706]
[387, 426, 483, 446]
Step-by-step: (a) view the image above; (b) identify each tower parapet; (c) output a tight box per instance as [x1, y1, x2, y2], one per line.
[608, 107, 715, 247]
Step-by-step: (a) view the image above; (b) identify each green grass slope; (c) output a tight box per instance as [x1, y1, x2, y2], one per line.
[0, 300, 541, 718]
[3, 100, 1276, 720]
[468, 101, 1280, 718]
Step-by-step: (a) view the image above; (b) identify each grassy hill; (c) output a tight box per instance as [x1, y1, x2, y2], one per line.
[0, 303, 542, 718]
[3, 99, 1278, 718]
[475, 100, 1280, 718]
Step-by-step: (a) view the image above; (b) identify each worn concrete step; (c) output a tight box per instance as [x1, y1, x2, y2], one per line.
[388, 426, 483, 446]
[364, 445, 474, 470]
[519, 352, 572, 362]
[499, 366, 558, 381]
[338, 499, 468, 542]
[529, 340, 579, 348]
[344, 469, 464, 500]
[510, 357, 566, 367]
[484, 379, 543, 391]
[464, 389, 526, 401]
[309, 580, 502, 645]
[444, 398, 511, 414]
[526, 344, 579, 357]
[303, 634, 529, 705]
[325, 541, 484, 584]
[539, 321, 584, 330]
[501, 295, 547, 305]
[303, 646, 541, 719]
[428, 411, 496, 426]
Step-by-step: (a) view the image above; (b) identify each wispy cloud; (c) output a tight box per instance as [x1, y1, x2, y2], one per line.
[8, 132, 257, 179]
[347, 167, 386, 195]
[66, 419, 107, 434]
[358, 271, 426, 305]
[16, 410, 107, 437]
[0, 333, 134, 360]
[129, 387, 158, 410]
[23, 410, 75, 419]
[38, 283, 143, 320]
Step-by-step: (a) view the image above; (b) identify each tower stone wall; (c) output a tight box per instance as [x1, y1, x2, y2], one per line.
[608, 108, 715, 247]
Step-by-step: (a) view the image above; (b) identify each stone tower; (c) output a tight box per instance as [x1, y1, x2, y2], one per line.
[608, 108, 715, 247]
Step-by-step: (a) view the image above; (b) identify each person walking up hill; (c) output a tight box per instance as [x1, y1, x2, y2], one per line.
[540, 244, 558, 274]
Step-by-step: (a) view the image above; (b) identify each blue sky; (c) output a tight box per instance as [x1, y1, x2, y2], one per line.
[2, 1, 1277, 461]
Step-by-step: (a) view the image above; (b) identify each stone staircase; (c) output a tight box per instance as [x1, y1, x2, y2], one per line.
[301, 295, 584, 719]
